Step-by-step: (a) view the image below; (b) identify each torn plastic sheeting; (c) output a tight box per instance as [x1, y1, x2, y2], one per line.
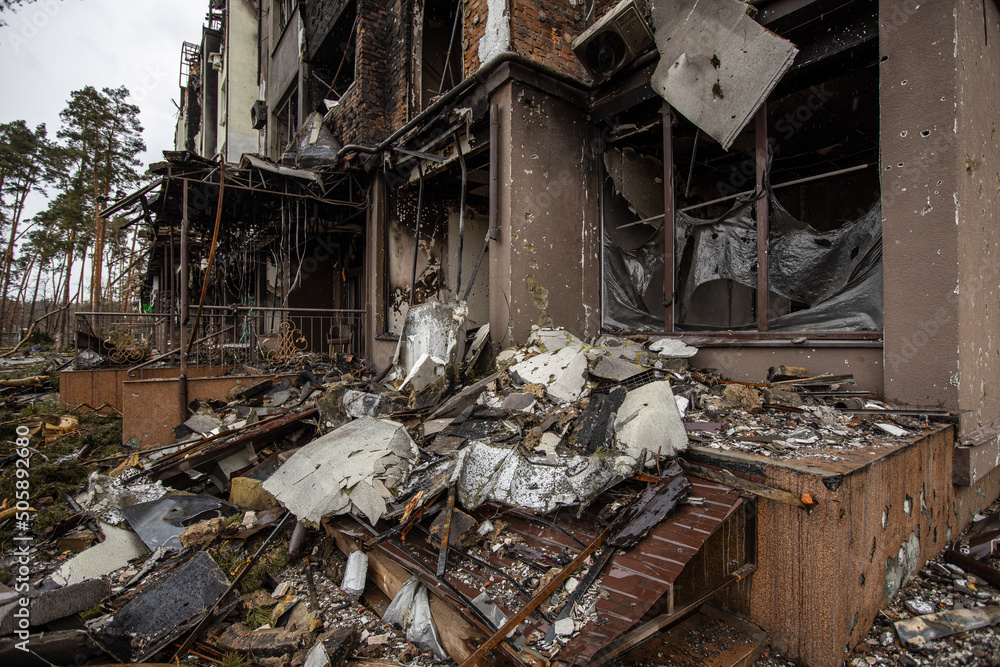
[674, 197, 883, 331]
[674, 198, 758, 317]
[454, 440, 634, 512]
[602, 228, 665, 331]
[382, 577, 449, 660]
[123, 495, 240, 551]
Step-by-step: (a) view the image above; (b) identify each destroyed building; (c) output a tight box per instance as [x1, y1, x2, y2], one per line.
[44, 0, 1000, 666]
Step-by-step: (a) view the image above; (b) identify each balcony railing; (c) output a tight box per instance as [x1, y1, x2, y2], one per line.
[74, 306, 364, 370]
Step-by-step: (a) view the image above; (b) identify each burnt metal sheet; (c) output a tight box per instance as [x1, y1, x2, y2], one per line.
[92, 551, 230, 662]
[123, 495, 238, 551]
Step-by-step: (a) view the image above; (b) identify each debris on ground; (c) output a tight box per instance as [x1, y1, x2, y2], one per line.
[0, 324, 960, 666]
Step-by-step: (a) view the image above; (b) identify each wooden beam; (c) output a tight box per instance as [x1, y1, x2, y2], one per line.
[459, 527, 611, 667]
[324, 523, 505, 667]
[755, 105, 769, 332]
[678, 459, 817, 510]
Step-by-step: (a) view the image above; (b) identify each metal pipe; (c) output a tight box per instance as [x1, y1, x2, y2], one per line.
[408, 162, 425, 307]
[453, 130, 467, 297]
[187, 159, 226, 355]
[179, 181, 189, 423]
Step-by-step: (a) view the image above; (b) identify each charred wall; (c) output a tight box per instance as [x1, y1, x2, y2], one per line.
[490, 80, 601, 347]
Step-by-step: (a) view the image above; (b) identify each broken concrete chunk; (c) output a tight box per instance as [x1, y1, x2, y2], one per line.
[0, 579, 110, 636]
[230, 476, 281, 511]
[510, 345, 590, 404]
[342, 389, 393, 418]
[430, 507, 479, 549]
[554, 616, 575, 637]
[721, 384, 764, 413]
[263, 417, 417, 524]
[614, 381, 688, 465]
[303, 639, 332, 667]
[400, 353, 446, 392]
[527, 326, 584, 353]
[501, 392, 537, 412]
[649, 338, 698, 358]
[590, 355, 645, 382]
[179, 516, 227, 549]
[51, 522, 148, 587]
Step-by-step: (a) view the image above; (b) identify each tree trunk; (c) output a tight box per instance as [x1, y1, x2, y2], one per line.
[0, 181, 31, 329]
[59, 227, 77, 345]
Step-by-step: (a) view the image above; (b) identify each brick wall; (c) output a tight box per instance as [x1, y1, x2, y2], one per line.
[511, 0, 588, 78]
[317, 0, 410, 151]
[318, 0, 636, 148]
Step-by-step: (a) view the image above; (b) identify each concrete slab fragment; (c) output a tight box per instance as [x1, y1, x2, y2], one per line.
[649, 338, 698, 358]
[614, 381, 688, 466]
[510, 346, 590, 404]
[0, 579, 110, 636]
[51, 523, 149, 587]
[263, 418, 417, 525]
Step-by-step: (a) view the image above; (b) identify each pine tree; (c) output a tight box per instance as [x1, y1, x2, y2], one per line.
[57, 85, 145, 313]
[0, 120, 58, 333]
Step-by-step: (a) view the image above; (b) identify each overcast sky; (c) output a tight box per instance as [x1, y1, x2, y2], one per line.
[0, 0, 207, 217]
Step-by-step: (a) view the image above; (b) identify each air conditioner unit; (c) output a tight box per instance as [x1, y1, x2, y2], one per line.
[251, 100, 267, 130]
[208, 52, 223, 72]
[571, 0, 654, 83]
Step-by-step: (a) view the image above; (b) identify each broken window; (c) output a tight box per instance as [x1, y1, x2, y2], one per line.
[272, 82, 298, 158]
[413, 0, 463, 111]
[311, 0, 357, 108]
[276, 0, 295, 34]
[603, 1, 882, 334]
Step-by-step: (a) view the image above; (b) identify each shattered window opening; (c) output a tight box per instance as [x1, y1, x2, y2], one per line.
[311, 0, 358, 106]
[415, 0, 464, 112]
[603, 5, 883, 335]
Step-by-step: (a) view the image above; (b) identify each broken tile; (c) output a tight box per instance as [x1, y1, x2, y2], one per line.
[648, 338, 698, 359]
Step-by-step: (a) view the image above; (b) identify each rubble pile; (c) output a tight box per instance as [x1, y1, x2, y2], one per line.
[0, 318, 962, 666]
[842, 499, 1000, 666]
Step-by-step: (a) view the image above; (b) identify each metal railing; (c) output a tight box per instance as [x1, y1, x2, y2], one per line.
[74, 307, 365, 370]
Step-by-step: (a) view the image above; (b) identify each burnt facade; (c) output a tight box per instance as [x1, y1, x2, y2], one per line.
[152, 1, 1000, 664]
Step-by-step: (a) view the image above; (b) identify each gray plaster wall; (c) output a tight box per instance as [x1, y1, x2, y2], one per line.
[880, 0, 963, 412]
[956, 0, 1000, 433]
[489, 81, 602, 348]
